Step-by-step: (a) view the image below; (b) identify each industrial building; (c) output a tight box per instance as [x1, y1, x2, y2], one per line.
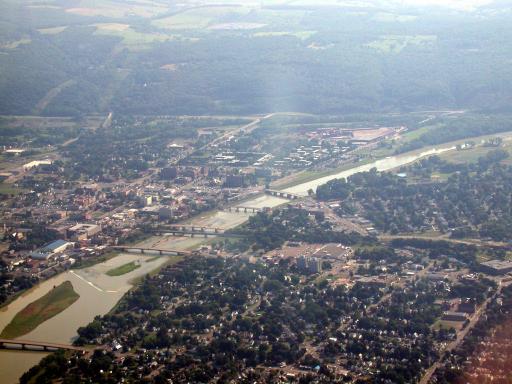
[30, 239, 72, 260]
[67, 223, 101, 241]
[480, 260, 512, 275]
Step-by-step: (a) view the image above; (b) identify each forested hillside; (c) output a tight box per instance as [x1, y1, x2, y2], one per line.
[1, 0, 512, 116]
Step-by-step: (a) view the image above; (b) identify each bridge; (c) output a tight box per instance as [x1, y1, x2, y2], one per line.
[265, 189, 301, 200]
[161, 225, 223, 233]
[0, 338, 85, 352]
[150, 229, 245, 239]
[112, 246, 194, 256]
[224, 206, 263, 213]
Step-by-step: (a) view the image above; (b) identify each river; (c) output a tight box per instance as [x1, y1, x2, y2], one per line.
[0, 144, 456, 382]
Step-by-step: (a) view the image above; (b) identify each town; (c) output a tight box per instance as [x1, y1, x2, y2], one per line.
[1, 111, 512, 384]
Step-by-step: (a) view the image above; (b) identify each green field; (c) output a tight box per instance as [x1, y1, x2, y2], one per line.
[367, 34, 437, 54]
[152, 6, 250, 30]
[0, 183, 22, 196]
[106, 261, 141, 276]
[253, 30, 316, 40]
[440, 145, 512, 164]
[93, 24, 176, 47]
[0, 281, 79, 339]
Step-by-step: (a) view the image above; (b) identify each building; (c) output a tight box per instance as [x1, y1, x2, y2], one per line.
[296, 255, 322, 274]
[30, 239, 72, 260]
[4, 148, 25, 156]
[255, 167, 272, 178]
[355, 276, 388, 288]
[23, 160, 53, 171]
[442, 311, 469, 322]
[297, 255, 308, 271]
[308, 257, 322, 274]
[426, 272, 449, 281]
[160, 167, 178, 180]
[67, 223, 101, 241]
[480, 260, 512, 275]
[158, 206, 173, 220]
[457, 300, 476, 314]
[225, 175, 245, 188]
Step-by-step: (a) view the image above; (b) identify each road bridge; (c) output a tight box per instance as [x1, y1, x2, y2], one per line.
[265, 189, 301, 200]
[0, 338, 85, 352]
[151, 229, 245, 239]
[112, 246, 194, 256]
[224, 206, 263, 213]
[162, 225, 223, 233]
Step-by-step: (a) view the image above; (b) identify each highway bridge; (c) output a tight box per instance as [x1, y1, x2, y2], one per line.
[0, 338, 85, 352]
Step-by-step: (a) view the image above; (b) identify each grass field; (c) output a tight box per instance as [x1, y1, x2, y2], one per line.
[367, 34, 437, 53]
[38, 26, 67, 35]
[106, 261, 141, 276]
[0, 183, 23, 196]
[93, 24, 175, 47]
[253, 30, 316, 40]
[0, 38, 31, 50]
[152, 6, 249, 30]
[0, 281, 79, 339]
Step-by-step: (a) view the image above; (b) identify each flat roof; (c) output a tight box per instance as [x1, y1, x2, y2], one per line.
[42, 239, 70, 251]
[481, 259, 512, 270]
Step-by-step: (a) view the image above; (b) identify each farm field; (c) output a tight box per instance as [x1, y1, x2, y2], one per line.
[152, 6, 251, 30]
[367, 34, 437, 53]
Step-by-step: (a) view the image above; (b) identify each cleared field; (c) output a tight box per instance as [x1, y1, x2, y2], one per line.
[37, 26, 67, 35]
[0, 281, 80, 339]
[65, 0, 168, 18]
[0, 183, 23, 196]
[152, 6, 250, 30]
[367, 35, 437, 53]
[106, 261, 141, 276]
[93, 24, 174, 46]
[0, 39, 31, 50]
[373, 12, 418, 23]
[433, 319, 463, 331]
[438, 133, 512, 164]
[253, 30, 316, 40]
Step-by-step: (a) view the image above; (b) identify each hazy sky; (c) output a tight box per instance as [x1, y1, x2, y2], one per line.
[394, 0, 494, 10]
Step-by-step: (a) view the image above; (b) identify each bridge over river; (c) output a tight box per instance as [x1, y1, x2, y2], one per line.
[0, 338, 85, 352]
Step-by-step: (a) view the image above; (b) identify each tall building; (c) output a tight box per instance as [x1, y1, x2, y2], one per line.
[296, 255, 322, 274]
[297, 255, 308, 271]
[225, 175, 245, 188]
[160, 167, 178, 180]
[308, 257, 322, 274]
